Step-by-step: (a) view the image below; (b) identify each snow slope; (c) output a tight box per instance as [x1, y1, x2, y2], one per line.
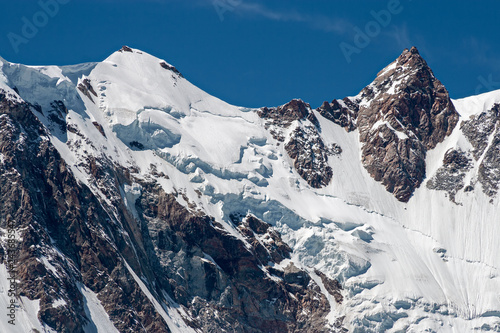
[78, 284, 119, 333]
[0, 264, 54, 333]
[1, 47, 499, 332]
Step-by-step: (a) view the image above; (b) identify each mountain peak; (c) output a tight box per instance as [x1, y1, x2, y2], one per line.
[372, 46, 433, 89]
[353, 47, 459, 201]
[119, 45, 134, 53]
[396, 45, 429, 71]
[104, 45, 184, 80]
[402, 45, 420, 55]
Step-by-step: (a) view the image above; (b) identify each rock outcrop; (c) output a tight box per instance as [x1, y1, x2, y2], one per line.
[285, 125, 335, 188]
[427, 149, 472, 202]
[317, 98, 358, 132]
[258, 99, 340, 189]
[160, 61, 184, 78]
[461, 103, 500, 197]
[77, 78, 97, 103]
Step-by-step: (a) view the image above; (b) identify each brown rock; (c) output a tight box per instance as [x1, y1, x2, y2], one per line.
[356, 47, 459, 202]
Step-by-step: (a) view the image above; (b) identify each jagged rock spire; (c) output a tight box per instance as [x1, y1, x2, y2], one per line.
[356, 46, 459, 201]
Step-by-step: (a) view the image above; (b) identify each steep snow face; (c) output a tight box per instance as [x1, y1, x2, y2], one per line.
[0, 58, 10, 93]
[89, 48, 264, 166]
[1, 62, 87, 114]
[0, 58, 23, 104]
[1, 47, 500, 332]
[453, 89, 500, 119]
[78, 284, 119, 333]
[0, 264, 53, 333]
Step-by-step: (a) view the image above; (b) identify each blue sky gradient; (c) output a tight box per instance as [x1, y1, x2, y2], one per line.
[1, 0, 499, 108]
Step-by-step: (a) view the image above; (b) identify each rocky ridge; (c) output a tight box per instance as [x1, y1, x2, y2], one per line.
[461, 103, 500, 197]
[426, 148, 473, 203]
[317, 98, 358, 132]
[258, 99, 340, 189]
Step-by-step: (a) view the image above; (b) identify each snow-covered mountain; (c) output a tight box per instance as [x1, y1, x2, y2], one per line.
[0, 45, 499, 332]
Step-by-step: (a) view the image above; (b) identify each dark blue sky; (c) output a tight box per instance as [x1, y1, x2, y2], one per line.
[1, 0, 499, 108]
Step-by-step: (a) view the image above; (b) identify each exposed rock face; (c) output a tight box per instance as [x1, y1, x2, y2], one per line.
[361, 47, 458, 147]
[46, 100, 69, 133]
[77, 78, 97, 103]
[258, 99, 340, 189]
[314, 269, 343, 304]
[462, 104, 500, 197]
[92, 121, 106, 137]
[461, 104, 499, 160]
[317, 98, 358, 132]
[137, 185, 333, 332]
[238, 214, 292, 264]
[0, 90, 172, 333]
[160, 61, 184, 78]
[258, 99, 312, 132]
[357, 47, 459, 201]
[317, 47, 459, 202]
[360, 121, 427, 202]
[120, 45, 134, 52]
[285, 125, 334, 188]
[427, 149, 472, 202]
[478, 133, 500, 197]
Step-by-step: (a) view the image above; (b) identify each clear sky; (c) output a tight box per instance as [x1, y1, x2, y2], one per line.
[1, 0, 499, 108]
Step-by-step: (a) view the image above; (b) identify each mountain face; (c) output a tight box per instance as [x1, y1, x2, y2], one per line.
[0, 46, 499, 332]
[318, 47, 459, 201]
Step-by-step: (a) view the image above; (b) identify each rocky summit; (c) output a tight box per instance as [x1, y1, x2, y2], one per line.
[0, 47, 499, 332]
